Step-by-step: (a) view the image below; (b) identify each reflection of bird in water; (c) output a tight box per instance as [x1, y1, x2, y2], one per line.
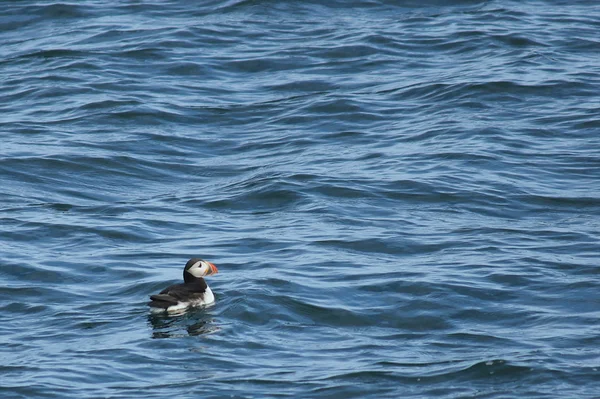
[148, 258, 219, 314]
[148, 312, 220, 339]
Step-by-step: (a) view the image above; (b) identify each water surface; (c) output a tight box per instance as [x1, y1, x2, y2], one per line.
[1, 1, 600, 398]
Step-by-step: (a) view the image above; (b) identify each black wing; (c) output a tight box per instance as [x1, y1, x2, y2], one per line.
[148, 279, 207, 309]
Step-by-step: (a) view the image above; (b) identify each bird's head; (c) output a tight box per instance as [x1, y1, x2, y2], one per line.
[184, 258, 218, 279]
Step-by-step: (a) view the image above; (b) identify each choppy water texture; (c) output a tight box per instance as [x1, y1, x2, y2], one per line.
[1, 1, 600, 398]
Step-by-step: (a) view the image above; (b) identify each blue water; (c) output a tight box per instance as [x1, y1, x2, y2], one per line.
[2, 1, 600, 397]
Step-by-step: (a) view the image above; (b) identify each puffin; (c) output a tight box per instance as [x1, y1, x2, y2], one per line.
[148, 258, 219, 313]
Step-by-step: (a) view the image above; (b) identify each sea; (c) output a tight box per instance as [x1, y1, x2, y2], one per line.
[1, 1, 599, 398]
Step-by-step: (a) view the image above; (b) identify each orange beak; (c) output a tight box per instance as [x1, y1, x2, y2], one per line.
[208, 262, 218, 275]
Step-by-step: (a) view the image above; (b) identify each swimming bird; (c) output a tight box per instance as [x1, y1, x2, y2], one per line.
[148, 258, 219, 313]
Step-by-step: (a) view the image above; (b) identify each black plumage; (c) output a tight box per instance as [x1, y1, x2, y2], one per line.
[148, 278, 208, 310]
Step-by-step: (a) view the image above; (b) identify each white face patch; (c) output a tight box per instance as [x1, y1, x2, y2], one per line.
[187, 261, 208, 278]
